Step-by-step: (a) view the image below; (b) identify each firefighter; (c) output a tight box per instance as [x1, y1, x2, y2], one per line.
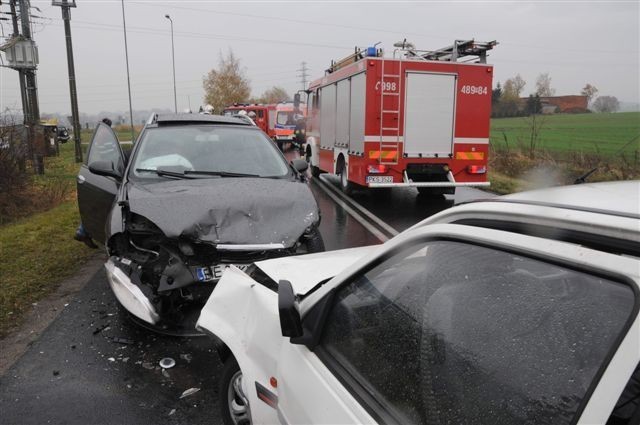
[294, 113, 306, 154]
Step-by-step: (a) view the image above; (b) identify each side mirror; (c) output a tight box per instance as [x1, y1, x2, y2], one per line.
[278, 280, 303, 338]
[293, 93, 301, 109]
[292, 159, 309, 173]
[89, 160, 122, 180]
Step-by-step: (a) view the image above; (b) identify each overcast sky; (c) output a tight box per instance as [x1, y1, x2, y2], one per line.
[1, 0, 638, 115]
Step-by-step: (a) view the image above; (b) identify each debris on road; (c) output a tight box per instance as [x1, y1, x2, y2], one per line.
[107, 357, 116, 362]
[52, 370, 60, 376]
[92, 323, 110, 335]
[168, 409, 176, 416]
[159, 357, 176, 369]
[179, 353, 193, 363]
[179, 387, 200, 399]
[111, 337, 134, 345]
[142, 361, 155, 370]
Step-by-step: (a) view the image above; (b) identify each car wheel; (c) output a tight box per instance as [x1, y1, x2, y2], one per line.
[220, 357, 251, 425]
[304, 227, 325, 253]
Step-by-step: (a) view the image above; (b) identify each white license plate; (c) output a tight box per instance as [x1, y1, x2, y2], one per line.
[366, 176, 393, 184]
[196, 264, 249, 282]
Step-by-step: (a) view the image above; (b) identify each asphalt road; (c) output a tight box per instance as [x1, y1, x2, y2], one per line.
[0, 150, 493, 424]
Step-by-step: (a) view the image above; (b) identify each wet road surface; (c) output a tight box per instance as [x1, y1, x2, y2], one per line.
[0, 147, 495, 424]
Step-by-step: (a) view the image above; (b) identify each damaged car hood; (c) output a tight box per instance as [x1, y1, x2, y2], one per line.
[254, 245, 382, 295]
[126, 178, 319, 247]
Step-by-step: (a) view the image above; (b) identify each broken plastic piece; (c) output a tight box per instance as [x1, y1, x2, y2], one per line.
[159, 357, 176, 369]
[92, 323, 110, 335]
[112, 337, 134, 345]
[179, 387, 200, 399]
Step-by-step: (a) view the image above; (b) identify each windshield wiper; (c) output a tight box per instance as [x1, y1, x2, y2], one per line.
[135, 168, 195, 179]
[184, 170, 259, 177]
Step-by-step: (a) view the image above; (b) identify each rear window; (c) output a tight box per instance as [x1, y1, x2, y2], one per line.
[320, 240, 635, 424]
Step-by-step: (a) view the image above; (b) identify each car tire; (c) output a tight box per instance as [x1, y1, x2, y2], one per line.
[304, 228, 325, 253]
[220, 357, 251, 425]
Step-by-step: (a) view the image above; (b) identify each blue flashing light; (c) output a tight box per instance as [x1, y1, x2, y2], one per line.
[366, 47, 377, 57]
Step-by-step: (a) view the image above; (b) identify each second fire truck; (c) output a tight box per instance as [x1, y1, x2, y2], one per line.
[304, 39, 497, 196]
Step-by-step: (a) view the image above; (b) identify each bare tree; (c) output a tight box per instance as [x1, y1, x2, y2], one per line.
[535, 73, 556, 97]
[255, 86, 290, 104]
[523, 111, 547, 160]
[581, 83, 599, 104]
[592, 96, 620, 113]
[203, 49, 251, 113]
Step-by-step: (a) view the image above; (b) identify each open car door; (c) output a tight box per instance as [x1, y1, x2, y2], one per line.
[76, 123, 125, 244]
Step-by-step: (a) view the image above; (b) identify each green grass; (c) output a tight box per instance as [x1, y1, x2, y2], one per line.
[0, 200, 96, 336]
[0, 142, 95, 336]
[491, 112, 640, 157]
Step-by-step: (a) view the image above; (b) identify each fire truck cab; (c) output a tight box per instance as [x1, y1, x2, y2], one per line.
[223, 104, 277, 139]
[305, 40, 496, 196]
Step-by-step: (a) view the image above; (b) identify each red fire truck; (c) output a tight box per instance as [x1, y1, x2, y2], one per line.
[304, 39, 496, 196]
[223, 103, 277, 139]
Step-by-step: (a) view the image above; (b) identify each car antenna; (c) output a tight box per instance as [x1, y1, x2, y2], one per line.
[574, 168, 598, 184]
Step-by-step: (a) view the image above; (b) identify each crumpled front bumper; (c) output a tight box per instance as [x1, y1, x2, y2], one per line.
[105, 259, 159, 325]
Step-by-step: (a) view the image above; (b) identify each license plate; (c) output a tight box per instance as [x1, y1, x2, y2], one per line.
[196, 264, 250, 282]
[366, 176, 393, 184]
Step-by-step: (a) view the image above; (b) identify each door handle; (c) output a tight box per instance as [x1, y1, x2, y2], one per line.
[77, 175, 86, 184]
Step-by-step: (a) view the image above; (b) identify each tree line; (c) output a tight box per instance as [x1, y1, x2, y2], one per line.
[492, 73, 619, 117]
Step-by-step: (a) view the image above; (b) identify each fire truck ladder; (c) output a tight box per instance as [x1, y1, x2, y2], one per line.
[378, 59, 402, 165]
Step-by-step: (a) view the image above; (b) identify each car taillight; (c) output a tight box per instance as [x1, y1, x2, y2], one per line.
[367, 164, 388, 174]
[467, 165, 487, 174]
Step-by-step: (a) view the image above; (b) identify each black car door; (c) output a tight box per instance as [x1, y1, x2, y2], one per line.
[77, 123, 125, 244]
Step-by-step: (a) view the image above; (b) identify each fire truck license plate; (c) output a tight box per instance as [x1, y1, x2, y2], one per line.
[366, 176, 393, 184]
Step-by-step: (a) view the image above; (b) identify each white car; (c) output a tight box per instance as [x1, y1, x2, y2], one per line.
[197, 181, 640, 425]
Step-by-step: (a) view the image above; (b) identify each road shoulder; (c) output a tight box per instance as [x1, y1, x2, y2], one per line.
[0, 253, 105, 376]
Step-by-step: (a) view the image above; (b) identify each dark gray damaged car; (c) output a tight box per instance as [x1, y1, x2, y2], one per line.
[77, 114, 323, 333]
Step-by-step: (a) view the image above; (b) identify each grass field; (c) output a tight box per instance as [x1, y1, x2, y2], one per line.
[490, 112, 640, 157]
[0, 142, 96, 336]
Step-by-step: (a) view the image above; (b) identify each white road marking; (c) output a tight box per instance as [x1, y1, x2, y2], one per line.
[318, 175, 400, 237]
[313, 177, 390, 243]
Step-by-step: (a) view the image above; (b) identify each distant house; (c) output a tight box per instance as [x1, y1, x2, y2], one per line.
[519, 95, 589, 114]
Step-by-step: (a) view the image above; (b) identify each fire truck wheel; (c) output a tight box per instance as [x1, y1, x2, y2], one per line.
[305, 147, 321, 178]
[339, 165, 355, 195]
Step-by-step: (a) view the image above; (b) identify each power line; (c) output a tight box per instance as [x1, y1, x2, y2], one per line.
[42, 19, 349, 51]
[130, 1, 630, 55]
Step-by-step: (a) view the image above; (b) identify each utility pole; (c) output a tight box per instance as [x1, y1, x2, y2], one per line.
[164, 14, 177, 113]
[8, 1, 29, 122]
[121, 0, 135, 143]
[296, 61, 309, 93]
[53, 0, 82, 163]
[18, 0, 39, 123]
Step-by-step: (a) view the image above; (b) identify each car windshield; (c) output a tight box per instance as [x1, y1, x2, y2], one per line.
[277, 111, 295, 126]
[130, 125, 289, 179]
